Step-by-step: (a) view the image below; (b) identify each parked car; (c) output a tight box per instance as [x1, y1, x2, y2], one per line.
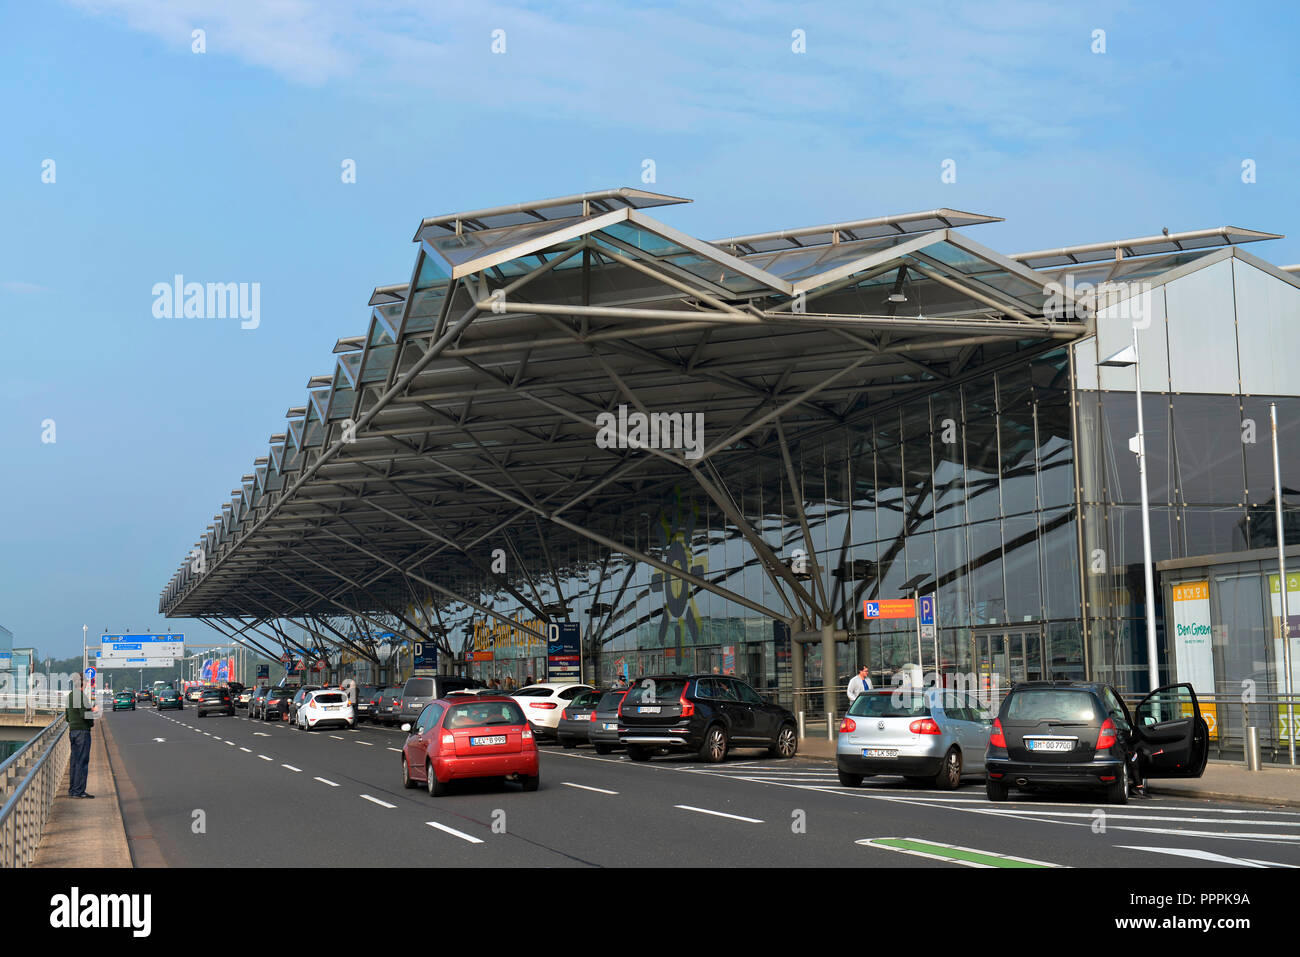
[185, 685, 207, 704]
[295, 689, 355, 731]
[156, 687, 183, 711]
[197, 687, 235, 718]
[587, 689, 629, 754]
[262, 687, 296, 722]
[984, 681, 1210, 805]
[556, 689, 604, 748]
[510, 683, 595, 740]
[618, 675, 798, 763]
[395, 676, 483, 727]
[355, 685, 385, 723]
[836, 688, 992, 789]
[234, 687, 255, 709]
[287, 685, 323, 724]
[249, 686, 271, 719]
[400, 695, 539, 796]
[377, 688, 405, 726]
[112, 691, 137, 712]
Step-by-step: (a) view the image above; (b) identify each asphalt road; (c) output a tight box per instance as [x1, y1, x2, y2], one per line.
[104, 706, 1300, 868]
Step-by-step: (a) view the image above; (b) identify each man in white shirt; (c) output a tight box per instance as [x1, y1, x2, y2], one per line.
[846, 665, 873, 703]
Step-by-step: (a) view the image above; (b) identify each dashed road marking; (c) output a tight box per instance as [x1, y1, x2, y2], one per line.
[675, 805, 763, 824]
[563, 782, 618, 795]
[315, 777, 339, 787]
[426, 821, 483, 844]
[361, 795, 396, 808]
[258, 755, 272, 761]
[282, 764, 301, 772]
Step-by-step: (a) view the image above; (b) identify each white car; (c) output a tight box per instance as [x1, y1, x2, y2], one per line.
[295, 689, 355, 731]
[510, 683, 594, 739]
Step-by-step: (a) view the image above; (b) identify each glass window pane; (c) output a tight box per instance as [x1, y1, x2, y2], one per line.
[1040, 509, 1081, 620]
[964, 379, 1000, 523]
[1172, 395, 1246, 505]
[1002, 516, 1043, 623]
[1100, 393, 1173, 504]
[968, 521, 1005, 625]
[999, 368, 1038, 517]
[1242, 397, 1300, 506]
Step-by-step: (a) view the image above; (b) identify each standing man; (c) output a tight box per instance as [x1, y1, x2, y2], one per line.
[846, 665, 873, 705]
[66, 675, 95, 799]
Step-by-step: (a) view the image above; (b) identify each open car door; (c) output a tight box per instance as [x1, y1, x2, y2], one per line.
[1133, 683, 1209, 778]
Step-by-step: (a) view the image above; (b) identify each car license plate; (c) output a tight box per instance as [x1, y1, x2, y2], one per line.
[604, 723, 617, 731]
[863, 748, 897, 758]
[326, 705, 341, 711]
[470, 735, 507, 746]
[638, 706, 661, 714]
[1027, 738, 1075, 752]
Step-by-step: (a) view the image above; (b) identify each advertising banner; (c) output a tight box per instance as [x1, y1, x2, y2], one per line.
[1170, 581, 1218, 739]
[1269, 573, 1300, 742]
[722, 645, 735, 675]
[413, 642, 438, 673]
[863, 599, 917, 620]
[546, 622, 581, 682]
[201, 659, 213, 682]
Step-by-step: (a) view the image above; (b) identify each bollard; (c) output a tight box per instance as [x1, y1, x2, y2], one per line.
[826, 711, 835, 741]
[1245, 726, 1262, 772]
[797, 710, 806, 740]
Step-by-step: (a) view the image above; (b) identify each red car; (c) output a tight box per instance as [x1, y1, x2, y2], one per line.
[400, 695, 539, 796]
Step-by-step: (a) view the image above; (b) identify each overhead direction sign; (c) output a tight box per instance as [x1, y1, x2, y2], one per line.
[863, 599, 917, 620]
[100, 634, 184, 661]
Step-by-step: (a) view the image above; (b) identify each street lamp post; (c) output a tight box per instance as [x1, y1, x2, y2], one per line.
[1100, 329, 1161, 694]
[1272, 403, 1295, 766]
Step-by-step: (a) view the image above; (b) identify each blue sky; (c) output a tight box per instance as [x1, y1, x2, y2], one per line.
[1, 0, 1297, 658]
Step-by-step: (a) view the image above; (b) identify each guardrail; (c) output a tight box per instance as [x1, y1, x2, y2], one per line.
[0, 717, 70, 868]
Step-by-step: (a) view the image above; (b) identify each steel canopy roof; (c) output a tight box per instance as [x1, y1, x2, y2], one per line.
[159, 188, 1284, 662]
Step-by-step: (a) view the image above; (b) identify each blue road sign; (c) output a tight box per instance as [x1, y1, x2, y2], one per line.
[864, 601, 879, 618]
[919, 595, 935, 625]
[84, 667, 96, 683]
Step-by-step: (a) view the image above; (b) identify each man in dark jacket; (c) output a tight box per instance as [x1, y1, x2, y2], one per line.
[65, 675, 96, 798]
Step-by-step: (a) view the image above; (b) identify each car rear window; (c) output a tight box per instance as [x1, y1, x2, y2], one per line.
[624, 678, 687, 706]
[313, 693, 345, 704]
[596, 691, 627, 711]
[847, 692, 931, 718]
[403, 678, 434, 697]
[1005, 690, 1099, 722]
[570, 691, 602, 709]
[201, 690, 227, 698]
[444, 700, 526, 728]
[512, 687, 551, 696]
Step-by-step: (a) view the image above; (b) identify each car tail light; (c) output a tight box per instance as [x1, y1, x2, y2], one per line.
[530, 702, 557, 709]
[561, 708, 570, 720]
[441, 733, 454, 746]
[839, 717, 856, 733]
[1096, 718, 1117, 751]
[522, 728, 533, 740]
[680, 688, 695, 718]
[989, 718, 1007, 749]
[909, 718, 941, 735]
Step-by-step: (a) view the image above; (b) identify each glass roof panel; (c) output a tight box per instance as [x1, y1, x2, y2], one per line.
[422, 216, 587, 273]
[360, 344, 395, 383]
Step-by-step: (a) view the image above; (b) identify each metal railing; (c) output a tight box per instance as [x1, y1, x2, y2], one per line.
[0, 717, 70, 868]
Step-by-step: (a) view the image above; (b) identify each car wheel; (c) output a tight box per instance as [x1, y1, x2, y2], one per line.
[837, 769, 864, 787]
[936, 747, 963, 790]
[427, 761, 449, 797]
[627, 746, 653, 762]
[1107, 761, 1129, 806]
[402, 756, 416, 789]
[986, 778, 1009, 802]
[520, 774, 540, 792]
[769, 724, 798, 759]
[698, 725, 728, 763]
[594, 743, 613, 755]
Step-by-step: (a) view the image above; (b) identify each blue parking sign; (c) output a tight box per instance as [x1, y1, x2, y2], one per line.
[919, 596, 935, 625]
[864, 601, 880, 618]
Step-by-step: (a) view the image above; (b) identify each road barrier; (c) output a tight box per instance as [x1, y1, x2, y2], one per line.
[0, 717, 70, 868]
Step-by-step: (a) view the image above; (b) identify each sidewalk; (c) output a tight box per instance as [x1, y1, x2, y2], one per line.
[32, 718, 132, 868]
[795, 736, 1300, 807]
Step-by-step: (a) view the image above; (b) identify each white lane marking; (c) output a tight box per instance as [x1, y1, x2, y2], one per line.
[563, 782, 619, 795]
[675, 805, 764, 824]
[152, 737, 166, 742]
[254, 732, 270, 737]
[258, 755, 272, 761]
[314, 777, 339, 787]
[426, 821, 484, 844]
[357, 741, 373, 746]
[282, 764, 302, 772]
[329, 735, 344, 740]
[239, 747, 252, 753]
[361, 794, 396, 808]
[1118, 845, 1280, 867]
[386, 747, 402, 752]
[966, 808, 1300, 829]
[225, 740, 235, 746]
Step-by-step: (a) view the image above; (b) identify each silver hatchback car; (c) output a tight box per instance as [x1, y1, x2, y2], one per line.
[836, 687, 994, 789]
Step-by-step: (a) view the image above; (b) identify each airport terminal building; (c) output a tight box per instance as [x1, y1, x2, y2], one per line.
[159, 189, 1300, 753]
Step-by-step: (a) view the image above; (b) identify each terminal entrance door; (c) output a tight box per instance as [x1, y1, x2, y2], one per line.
[973, 625, 1045, 706]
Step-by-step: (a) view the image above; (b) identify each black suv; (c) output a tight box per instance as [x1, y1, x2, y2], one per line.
[985, 681, 1209, 805]
[618, 675, 798, 763]
[263, 686, 297, 722]
[197, 687, 235, 718]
